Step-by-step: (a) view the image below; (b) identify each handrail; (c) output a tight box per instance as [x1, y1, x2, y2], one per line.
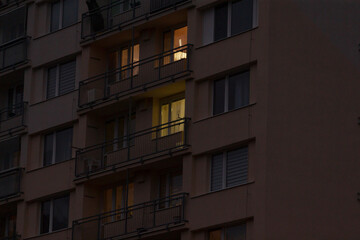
[72, 193, 188, 240]
[75, 118, 190, 177]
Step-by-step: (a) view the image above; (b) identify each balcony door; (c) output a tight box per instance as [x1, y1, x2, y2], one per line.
[158, 170, 182, 208]
[105, 114, 136, 153]
[163, 26, 187, 64]
[7, 84, 23, 118]
[160, 95, 185, 137]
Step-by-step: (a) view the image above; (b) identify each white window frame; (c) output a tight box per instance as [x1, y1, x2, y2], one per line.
[40, 195, 69, 234]
[43, 127, 73, 166]
[202, 0, 258, 45]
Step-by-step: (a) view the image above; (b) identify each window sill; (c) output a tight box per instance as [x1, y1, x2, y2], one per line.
[29, 89, 77, 107]
[193, 102, 257, 124]
[195, 26, 259, 50]
[26, 158, 74, 174]
[190, 181, 255, 200]
[32, 22, 80, 41]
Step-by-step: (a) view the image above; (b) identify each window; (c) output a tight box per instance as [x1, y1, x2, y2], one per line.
[50, 0, 78, 32]
[103, 183, 134, 221]
[7, 84, 23, 117]
[209, 224, 246, 240]
[158, 171, 182, 208]
[0, 138, 20, 172]
[105, 114, 136, 153]
[46, 60, 76, 99]
[163, 26, 188, 64]
[202, 0, 257, 44]
[211, 146, 248, 191]
[110, 0, 141, 16]
[43, 128, 73, 166]
[213, 70, 249, 115]
[160, 95, 185, 137]
[0, 7, 26, 45]
[0, 212, 16, 238]
[108, 44, 140, 83]
[40, 195, 69, 234]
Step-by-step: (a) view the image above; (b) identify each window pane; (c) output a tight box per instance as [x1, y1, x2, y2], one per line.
[0, 138, 20, 171]
[163, 31, 172, 64]
[0, 7, 26, 44]
[226, 147, 248, 187]
[51, 1, 61, 32]
[173, 26, 188, 61]
[209, 229, 222, 240]
[228, 71, 250, 110]
[55, 128, 73, 163]
[40, 201, 51, 234]
[170, 172, 182, 195]
[202, 8, 214, 45]
[105, 120, 115, 153]
[47, 67, 57, 99]
[231, 0, 253, 35]
[132, 44, 140, 75]
[213, 79, 225, 115]
[44, 133, 54, 166]
[160, 104, 169, 137]
[159, 174, 167, 208]
[170, 99, 185, 133]
[59, 60, 76, 95]
[104, 188, 113, 213]
[63, 0, 78, 28]
[226, 224, 246, 240]
[214, 3, 228, 41]
[211, 154, 223, 191]
[52, 196, 69, 231]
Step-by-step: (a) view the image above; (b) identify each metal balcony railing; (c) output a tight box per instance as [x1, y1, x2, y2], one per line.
[0, 0, 24, 9]
[72, 193, 188, 240]
[0, 168, 21, 200]
[78, 44, 192, 108]
[82, 0, 190, 39]
[0, 37, 28, 71]
[75, 118, 189, 177]
[0, 102, 26, 137]
[0, 235, 21, 240]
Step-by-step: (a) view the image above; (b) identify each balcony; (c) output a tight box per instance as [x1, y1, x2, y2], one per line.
[0, 168, 21, 200]
[75, 118, 189, 178]
[82, 0, 190, 40]
[0, 235, 21, 240]
[72, 193, 188, 240]
[79, 44, 192, 109]
[0, 37, 28, 72]
[0, 0, 24, 9]
[0, 102, 26, 139]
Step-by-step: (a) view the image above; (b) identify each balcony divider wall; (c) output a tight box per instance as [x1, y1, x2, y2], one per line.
[72, 193, 188, 240]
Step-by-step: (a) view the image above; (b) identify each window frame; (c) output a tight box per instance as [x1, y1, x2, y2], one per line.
[212, 70, 250, 116]
[43, 127, 73, 167]
[208, 223, 247, 240]
[162, 25, 188, 63]
[202, 0, 258, 45]
[49, 0, 79, 33]
[210, 146, 249, 192]
[46, 59, 76, 100]
[40, 195, 70, 234]
[158, 169, 183, 209]
[159, 93, 185, 136]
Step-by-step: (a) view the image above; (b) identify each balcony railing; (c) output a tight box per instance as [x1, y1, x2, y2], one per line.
[0, 168, 21, 200]
[82, 0, 190, 39]
[0, 37, 28, 72]
[79, 44, 192, 108]
[0, 102, 26, 138]
[75, 118, 189, 177]
[72, 193, 188, 240]
[0, 235, 21, 240]
[0, 0, 25, 8]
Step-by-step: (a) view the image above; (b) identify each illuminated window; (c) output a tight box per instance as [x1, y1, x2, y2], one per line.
[209, 224, 247, 240]
[160, 95, 185, 137]
[163, 26, 188, 64]
[103, 183, 134, 221]
[108, 44, 140, 83]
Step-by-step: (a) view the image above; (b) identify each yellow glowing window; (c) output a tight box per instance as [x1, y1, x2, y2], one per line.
[163, 26, 188, 64]
[103, 183, 134, 221]
[160, 97, 185, 137]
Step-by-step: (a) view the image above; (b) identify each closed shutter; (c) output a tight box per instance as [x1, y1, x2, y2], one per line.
[47, 67, 57, 99]
[211, 153, 223, 191]
[226, 147, 248, 187]
[59, 60, 76, 95]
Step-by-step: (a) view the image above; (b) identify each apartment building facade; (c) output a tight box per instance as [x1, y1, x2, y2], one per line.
[0, 0, 359, 239]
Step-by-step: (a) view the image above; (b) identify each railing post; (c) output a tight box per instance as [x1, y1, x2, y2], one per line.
[182, 194, 185, 222]
[97, 215, 102, 240]
[153, 200, 157, 227]
[125, 208, 128, 234]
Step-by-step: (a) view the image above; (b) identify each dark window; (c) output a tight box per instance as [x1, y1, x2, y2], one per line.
[62, 0, 78, 28]
[209, 224, 246, 240]
[210, 146, 248, 191]
[231, 0, 253, 35]
[228, 71, 250, 110]
[41, 196, 69, 234]
[46, 60, 76, 99]
[0, 7, 26, 44]
[214, 3, 228, 41]
[44, 128, 73, 166]
[50, 1, 61, 32]
[213, 79, 226, 115]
